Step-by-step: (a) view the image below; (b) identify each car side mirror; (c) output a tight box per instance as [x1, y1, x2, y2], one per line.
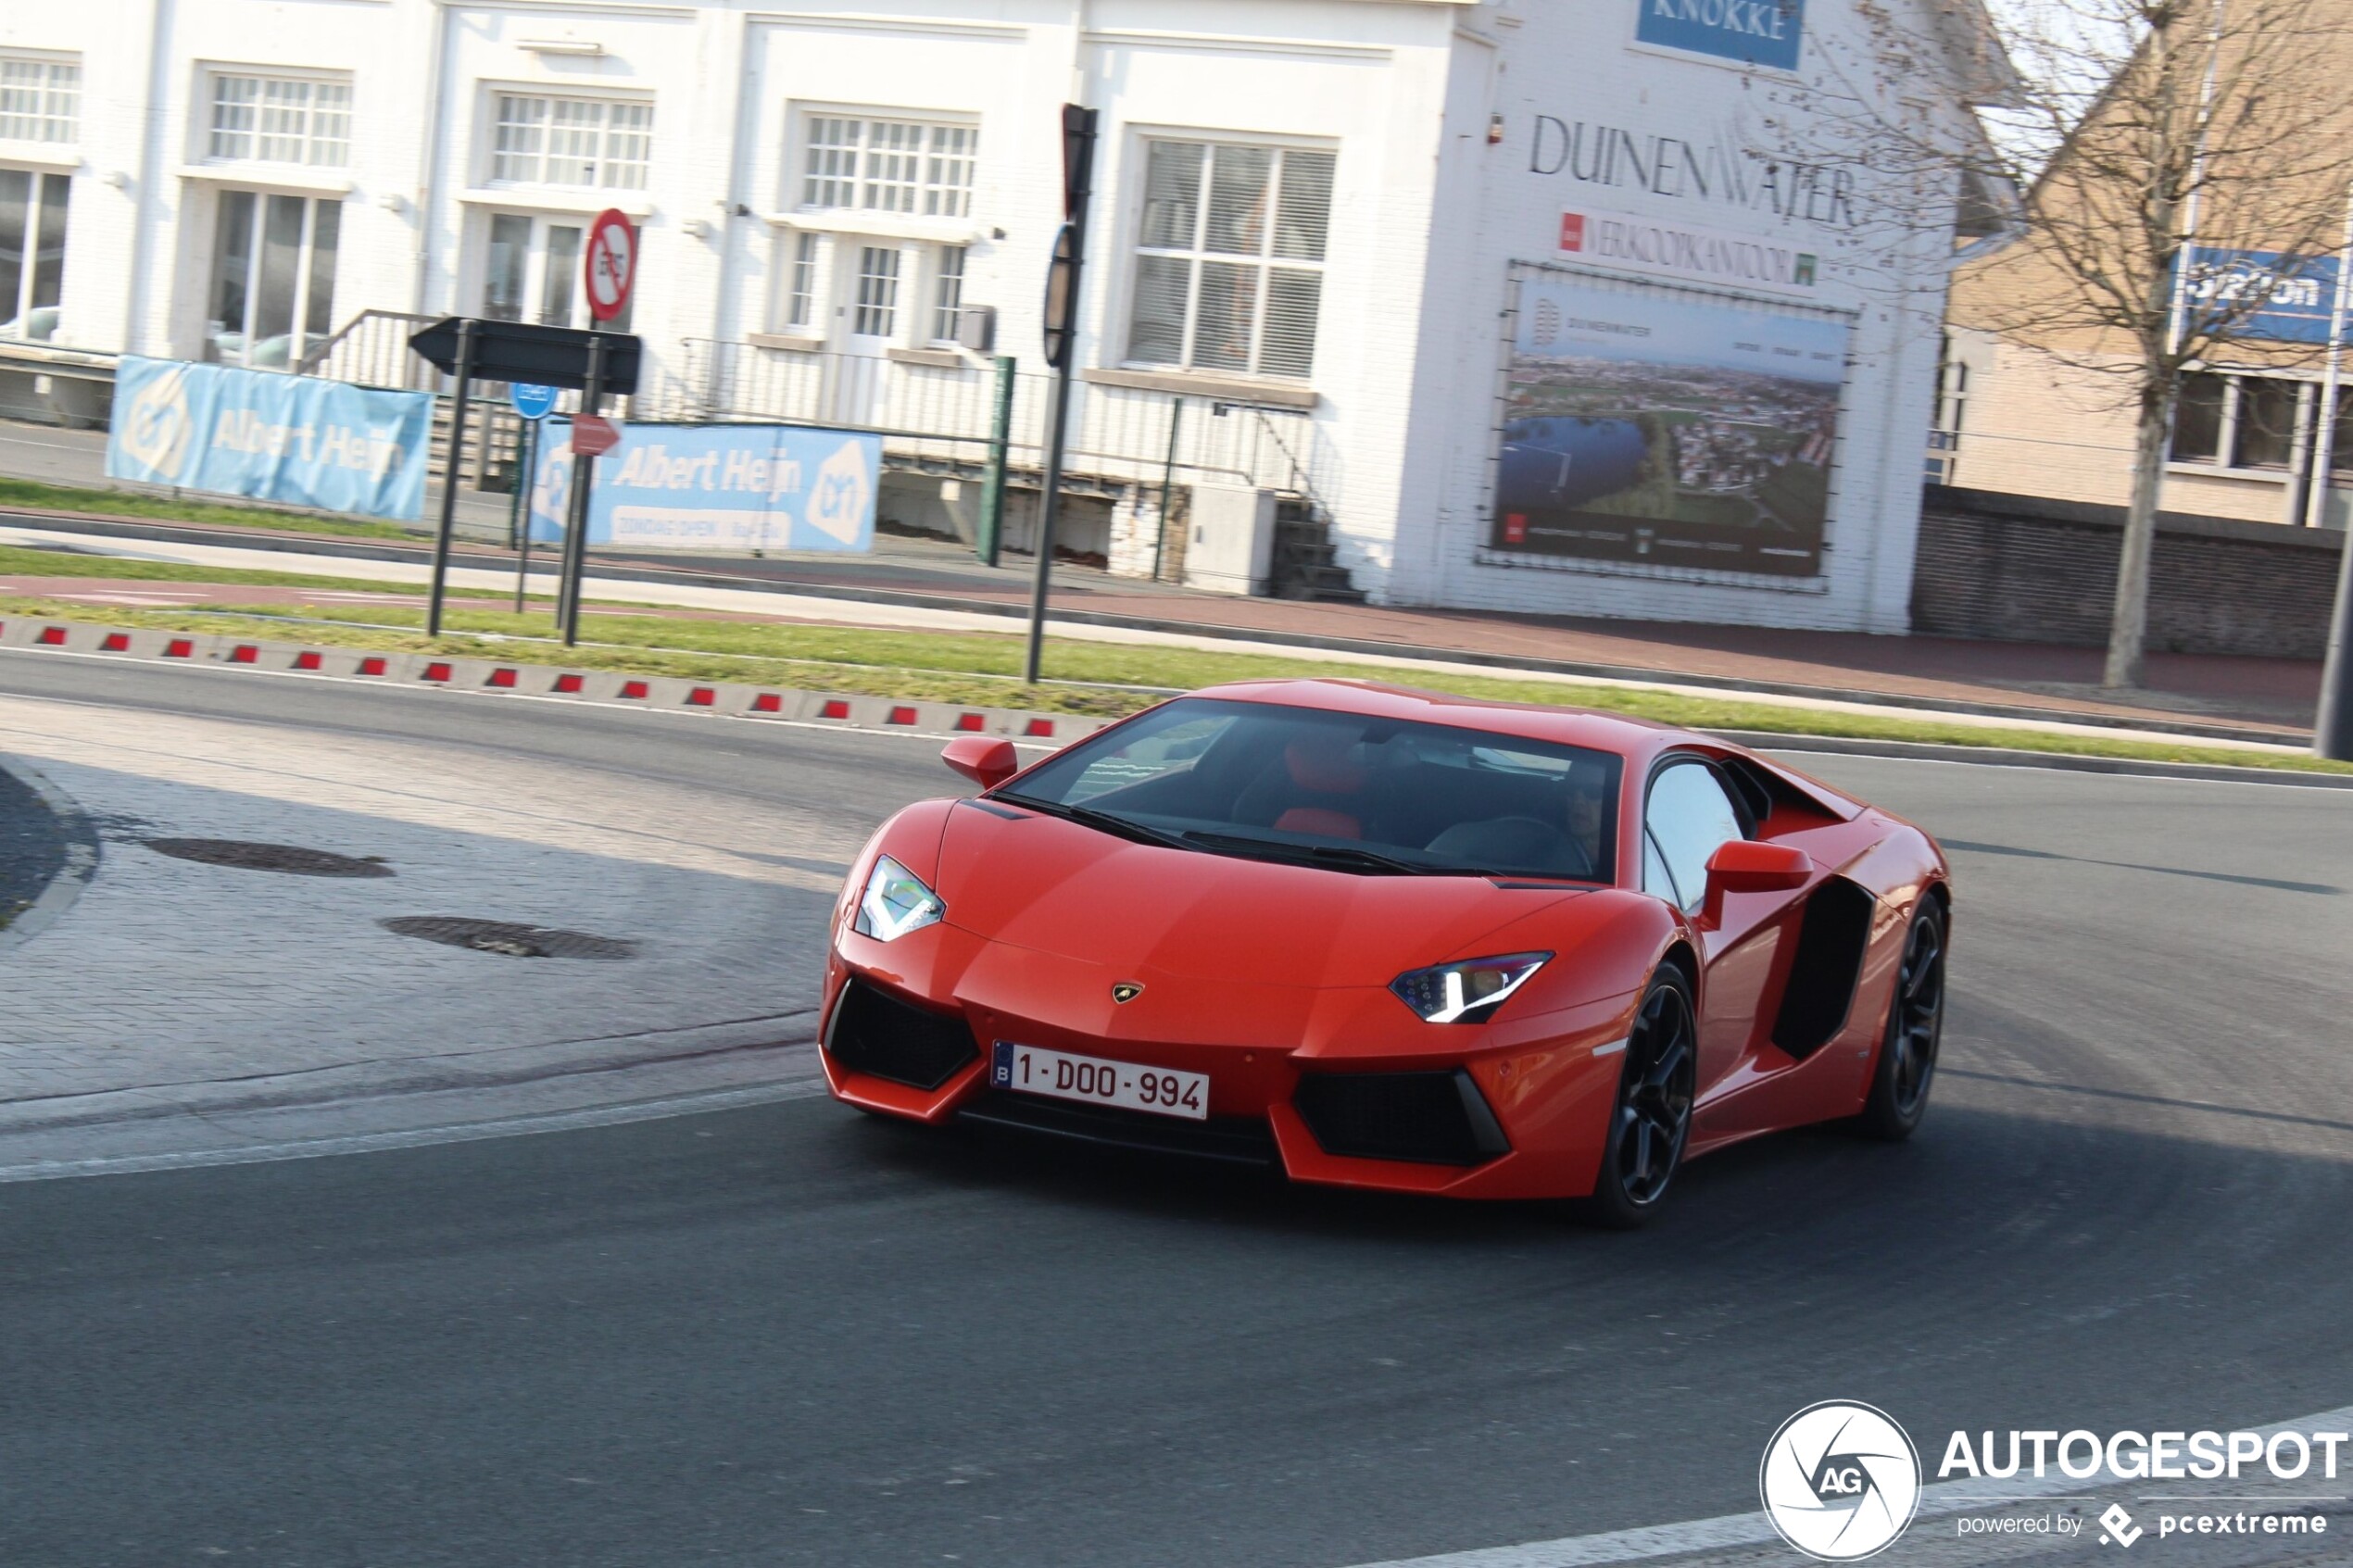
[942, 734, 1020, 791]
[1701, 840, 1812, 925]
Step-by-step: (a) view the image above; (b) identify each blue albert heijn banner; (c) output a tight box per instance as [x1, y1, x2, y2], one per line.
[1636, 0, 1804, 71]
[2176, 247, 2345, 344]
[106, 356, 433, 522]
[528, 420, 882, 554]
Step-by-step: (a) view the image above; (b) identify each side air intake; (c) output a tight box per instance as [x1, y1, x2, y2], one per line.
[1771, 876, 1876, 1060]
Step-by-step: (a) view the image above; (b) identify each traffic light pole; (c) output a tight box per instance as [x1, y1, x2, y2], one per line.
[1024, 105, 1099, 688]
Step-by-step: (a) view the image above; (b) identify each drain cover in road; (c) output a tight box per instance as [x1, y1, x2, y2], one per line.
[380, 916, 636, 960]
[145, 839, 394, 878]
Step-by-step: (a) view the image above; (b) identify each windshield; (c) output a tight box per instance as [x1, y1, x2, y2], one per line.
[999, 697, 1621, 882]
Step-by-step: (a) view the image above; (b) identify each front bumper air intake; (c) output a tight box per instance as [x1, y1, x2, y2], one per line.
[824, 977, 979, 1090]
[1292, 1069, 1512, 1166]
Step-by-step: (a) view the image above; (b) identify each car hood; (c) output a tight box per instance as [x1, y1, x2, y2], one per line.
[934, 802, 1588, 988]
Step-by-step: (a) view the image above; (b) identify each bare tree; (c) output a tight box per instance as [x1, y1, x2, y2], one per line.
[1768, 0, 2353, 687]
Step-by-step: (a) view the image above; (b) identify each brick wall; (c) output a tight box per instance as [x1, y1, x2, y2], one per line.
[1913, 486, 2347, 659]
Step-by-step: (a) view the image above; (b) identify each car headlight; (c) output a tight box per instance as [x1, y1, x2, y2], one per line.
[1390, 952, 1552, 1024]
[852, 855, 945, 942]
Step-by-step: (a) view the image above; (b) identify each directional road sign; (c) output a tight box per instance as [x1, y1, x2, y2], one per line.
[408, 318, 641, 395]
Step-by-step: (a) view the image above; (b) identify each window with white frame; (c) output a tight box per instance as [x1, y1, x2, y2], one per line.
[1126, 140, 1333, 382]
[0, 56, 79, 144]
[930, 245, 967, 344]
[0, 168, 71, 340]
[800, 115, 976, 218]
[490, 94, 653, 191]
[206, 188, 340, 368]
[2168, 370, 2329, 473]
[851, 245, 901, 338]
[779, 231, 820, 331]
[208, 72, 351, 168]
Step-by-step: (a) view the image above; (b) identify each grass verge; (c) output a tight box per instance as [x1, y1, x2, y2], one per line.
[0, 478, 413, 540]
[1, 592, 2342, 775]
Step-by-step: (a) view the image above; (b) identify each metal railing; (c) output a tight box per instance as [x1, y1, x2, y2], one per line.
[655, 338, 1341, 508]
[293, 309, 442, 390]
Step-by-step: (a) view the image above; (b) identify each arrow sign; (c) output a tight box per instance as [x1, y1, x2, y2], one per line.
[585, 209, 637, 323]
[408, 318, 642, 395]
[572, 414, 621, 457]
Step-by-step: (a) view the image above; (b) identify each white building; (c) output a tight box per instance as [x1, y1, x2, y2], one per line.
[0, 0, 2007, 630]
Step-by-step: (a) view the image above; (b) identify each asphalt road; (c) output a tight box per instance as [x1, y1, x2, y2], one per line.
[2, 659, 2349, 1568]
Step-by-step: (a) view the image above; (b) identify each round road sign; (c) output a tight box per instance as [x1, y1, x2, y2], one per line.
[584, 209, 637, 323]
[509, 383, 559, 420]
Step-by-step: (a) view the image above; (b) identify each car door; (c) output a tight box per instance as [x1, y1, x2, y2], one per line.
[1641, 757, 1805, 1102]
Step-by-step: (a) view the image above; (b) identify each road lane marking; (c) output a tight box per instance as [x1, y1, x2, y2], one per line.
[0, 1076, 835, 1184]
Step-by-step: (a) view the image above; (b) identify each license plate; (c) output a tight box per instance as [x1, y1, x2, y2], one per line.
[990, 1041, 1208, 1121]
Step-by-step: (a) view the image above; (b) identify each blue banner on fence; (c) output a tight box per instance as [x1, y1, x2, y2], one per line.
[106, 357, 434, 522]
[527, 420, 882, 554]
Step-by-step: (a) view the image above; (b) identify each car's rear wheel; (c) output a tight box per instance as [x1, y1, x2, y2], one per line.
[1574, 965, 1697, 1229]
[1855, 899, 1945, 1142]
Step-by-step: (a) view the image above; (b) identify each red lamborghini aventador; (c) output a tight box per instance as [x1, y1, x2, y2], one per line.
[820, 679, 1950, 1223]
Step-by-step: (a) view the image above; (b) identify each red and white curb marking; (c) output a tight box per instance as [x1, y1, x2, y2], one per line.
[0, 616, 1117, 746]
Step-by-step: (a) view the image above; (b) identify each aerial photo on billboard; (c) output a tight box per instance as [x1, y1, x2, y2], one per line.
[1492, 270, 1849, 577]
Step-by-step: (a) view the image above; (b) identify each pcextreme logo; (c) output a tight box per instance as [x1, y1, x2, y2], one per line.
[1760, 1401, 1924, 1561]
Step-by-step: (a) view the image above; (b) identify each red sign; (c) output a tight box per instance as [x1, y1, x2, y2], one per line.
[1504, 512, 1529, 546]
[584, 208, 637, 322]
[572, 415, 621, 456]
[1558, 212, 1587, 254]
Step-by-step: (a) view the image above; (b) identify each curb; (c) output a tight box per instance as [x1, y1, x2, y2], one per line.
[0, 613, 1120, 746]
[1720, 730, 2353, 792]
[2, 608, 2346, 790]
[0, 505, 2310, 750]
[0, 753, 100, 953]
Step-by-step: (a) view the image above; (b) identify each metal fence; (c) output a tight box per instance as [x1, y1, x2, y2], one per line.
[652, 337, 1343, 514]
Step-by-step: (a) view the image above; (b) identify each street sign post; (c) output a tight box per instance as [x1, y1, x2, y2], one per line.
[585, 210, 637, 324]
[1026, 103, 1099, 685]
[409, 318, 642, 644]
[506, 384, 555, 611]
[422, 319, 478, 638]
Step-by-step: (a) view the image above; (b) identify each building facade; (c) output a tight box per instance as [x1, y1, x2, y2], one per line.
[1, 0, 2001, 630]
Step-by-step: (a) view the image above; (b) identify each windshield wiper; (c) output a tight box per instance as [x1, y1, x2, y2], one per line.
[1180, 831, 1446, 876]
[993, 795, 1190, 849]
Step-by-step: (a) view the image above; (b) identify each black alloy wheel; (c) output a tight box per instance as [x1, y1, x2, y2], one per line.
[1575, 966, 1698, 1228]
[1856, 900, 1946, 1141]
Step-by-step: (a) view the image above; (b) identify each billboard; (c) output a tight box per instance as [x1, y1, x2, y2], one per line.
[1492, 272, 1848, 577]
[106, 357, 434, 522]
[528, 420, 882, 553]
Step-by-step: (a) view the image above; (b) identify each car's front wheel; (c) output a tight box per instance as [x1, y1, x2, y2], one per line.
[1574, 964, 1697, 1229]
[1854, 898, 1946, 1142]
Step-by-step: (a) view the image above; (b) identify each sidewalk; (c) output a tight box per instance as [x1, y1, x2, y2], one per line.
[2, 416, 2322, 741]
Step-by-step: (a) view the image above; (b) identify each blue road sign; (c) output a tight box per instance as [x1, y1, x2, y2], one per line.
[509, 383, 560, 420]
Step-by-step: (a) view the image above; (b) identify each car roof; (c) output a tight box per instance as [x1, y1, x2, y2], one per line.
[1183, 677, 1692, 759]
